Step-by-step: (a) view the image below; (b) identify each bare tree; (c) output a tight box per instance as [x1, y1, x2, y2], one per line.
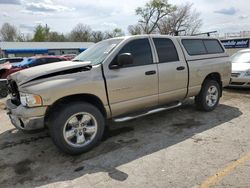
[69, 24, 92, 42]
[135, 0, 176, 34]
[16, 33, 32, 42]
[128, 24, 143, 35]
[91, 31, 105, 42]
[48, 32, 67, 42]
[158, 3, 202, 35]
[105, 28, 124, 38]
[0, 22, 18, 41]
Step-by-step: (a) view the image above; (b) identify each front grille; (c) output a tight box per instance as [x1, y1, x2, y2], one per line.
[231, 73, 240, 77]
[8, 79, 21, 106]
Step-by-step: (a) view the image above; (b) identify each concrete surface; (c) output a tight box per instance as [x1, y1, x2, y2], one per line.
[0, 88, 249, 188]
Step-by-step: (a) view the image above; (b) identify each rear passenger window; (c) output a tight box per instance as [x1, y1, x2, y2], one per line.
[114, 38, 153, 67]
[153, 38, 179, 63]
[182, 39, 207, 55]
[182, 39, 224, 56]
[203, 40, 224, 53]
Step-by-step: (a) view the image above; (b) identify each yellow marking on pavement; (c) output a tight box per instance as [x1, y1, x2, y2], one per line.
[199, 152, 250, 188]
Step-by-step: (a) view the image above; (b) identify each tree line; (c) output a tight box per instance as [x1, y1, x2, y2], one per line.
[0, 0, 202, 42]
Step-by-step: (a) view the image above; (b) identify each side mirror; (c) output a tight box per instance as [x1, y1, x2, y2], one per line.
[110, 53, 133, 69]
[118, 53, 133, 67]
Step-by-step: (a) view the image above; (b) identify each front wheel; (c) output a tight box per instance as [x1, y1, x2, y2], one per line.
[0, 88, 8, 98]
[195, 79, 221, 111]
[49, 102, 105, 155]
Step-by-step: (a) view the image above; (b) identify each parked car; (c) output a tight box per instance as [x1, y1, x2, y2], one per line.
[6, 35, 231, 155]
[0, 56, 67, 79]
[0, 57, 24, 64]
[61, 54, 77, 60]
[230, 49, 250, 87]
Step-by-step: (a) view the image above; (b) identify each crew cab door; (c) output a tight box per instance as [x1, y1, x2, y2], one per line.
[152, 37, 188, 104]
[103, 38, 158, 117]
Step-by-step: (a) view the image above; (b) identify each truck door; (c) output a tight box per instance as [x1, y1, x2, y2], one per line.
[152, 37, 188, 104]
[103, 38, 158, 117]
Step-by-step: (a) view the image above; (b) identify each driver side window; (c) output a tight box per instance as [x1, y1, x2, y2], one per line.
[112, 38, 153, 68]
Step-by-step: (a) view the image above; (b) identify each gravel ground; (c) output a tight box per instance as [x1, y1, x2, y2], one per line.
[0, 88, 249, 188]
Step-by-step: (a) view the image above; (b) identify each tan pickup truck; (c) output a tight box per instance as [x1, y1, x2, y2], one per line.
[6, 35, 231, 155]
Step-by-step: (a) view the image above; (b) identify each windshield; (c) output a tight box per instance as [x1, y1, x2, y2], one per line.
[231, 52, 250, 63]
[12, 58, 34, 68]
[73, 39, 123, 65]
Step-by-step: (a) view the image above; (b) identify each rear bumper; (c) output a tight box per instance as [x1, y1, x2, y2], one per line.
[5, 99, 47, 130]
[229, 77, 250, 88]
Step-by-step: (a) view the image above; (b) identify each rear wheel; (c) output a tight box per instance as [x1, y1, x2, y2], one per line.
[195, 79, 221, 111]
[49, 102, 105, 155]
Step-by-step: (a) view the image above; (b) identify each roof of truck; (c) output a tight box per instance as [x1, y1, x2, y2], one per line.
[112, 34, 218, 40]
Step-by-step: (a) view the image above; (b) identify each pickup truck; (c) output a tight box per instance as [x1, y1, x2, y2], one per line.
[6, 35, 231, 155]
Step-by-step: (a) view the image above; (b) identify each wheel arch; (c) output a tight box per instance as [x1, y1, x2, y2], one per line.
[44, 94, 108, 127]
[203, 72, 222, 97]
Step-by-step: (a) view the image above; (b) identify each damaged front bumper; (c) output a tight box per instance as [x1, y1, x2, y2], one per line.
[5, 99, 47, 131]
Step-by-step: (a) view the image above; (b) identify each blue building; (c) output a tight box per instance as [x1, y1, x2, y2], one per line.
[0, 42, 94, 58]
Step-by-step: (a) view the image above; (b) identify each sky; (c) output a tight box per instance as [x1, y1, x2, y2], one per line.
[0, 0, 250, 35]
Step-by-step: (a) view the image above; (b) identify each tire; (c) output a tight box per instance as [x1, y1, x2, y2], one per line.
[49, 102, 105, 155]
[195, 79, 221, 112]
[0, 88, 8, 98]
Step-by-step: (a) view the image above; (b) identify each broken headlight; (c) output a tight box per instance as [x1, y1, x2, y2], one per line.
[20, 93, 43, 107]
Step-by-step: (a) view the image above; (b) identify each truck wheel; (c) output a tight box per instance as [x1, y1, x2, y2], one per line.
[0, 89, 8, 98]
[195, 79, 221, 111]
[49, 102, 105, 155]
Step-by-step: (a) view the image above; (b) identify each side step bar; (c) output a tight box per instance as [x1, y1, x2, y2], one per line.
[113, 102, 182, 122]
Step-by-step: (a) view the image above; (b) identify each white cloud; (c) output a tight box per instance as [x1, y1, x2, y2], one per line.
[0, 0, 20, 4]
[22, 0, 74, 13]
[101, 22, 118, 28]
[2, 12, 9, 17]
[214, 7, 237, 15]
[239, 15, 248, 19]
[0, 0, 250, 35]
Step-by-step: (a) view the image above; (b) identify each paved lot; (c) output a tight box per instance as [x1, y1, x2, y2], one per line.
[0, 88, 249, 188]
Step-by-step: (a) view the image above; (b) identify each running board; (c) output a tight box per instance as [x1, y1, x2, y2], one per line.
[113, 102, 182, 122]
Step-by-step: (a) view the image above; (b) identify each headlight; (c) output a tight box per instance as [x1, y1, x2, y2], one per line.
[20, 93, 43, 107]
[245, 69, 250, 77]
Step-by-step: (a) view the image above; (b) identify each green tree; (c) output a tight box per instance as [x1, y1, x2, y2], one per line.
[33, 25, 48, 42]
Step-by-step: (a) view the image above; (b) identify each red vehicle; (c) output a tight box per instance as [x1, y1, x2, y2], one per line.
[0, 56, 67, 79]
[61, 54, 77, 60]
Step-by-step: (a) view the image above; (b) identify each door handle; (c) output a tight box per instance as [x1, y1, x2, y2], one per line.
[145, 70, 156, 75]
[176, 66, 185, 71]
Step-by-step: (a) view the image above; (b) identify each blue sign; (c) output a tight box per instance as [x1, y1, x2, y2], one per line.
[221, 38, 249, 49]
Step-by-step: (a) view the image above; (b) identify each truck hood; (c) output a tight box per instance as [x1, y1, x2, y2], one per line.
[232, 63, 250, 72]
[9, 61, 92, 85]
